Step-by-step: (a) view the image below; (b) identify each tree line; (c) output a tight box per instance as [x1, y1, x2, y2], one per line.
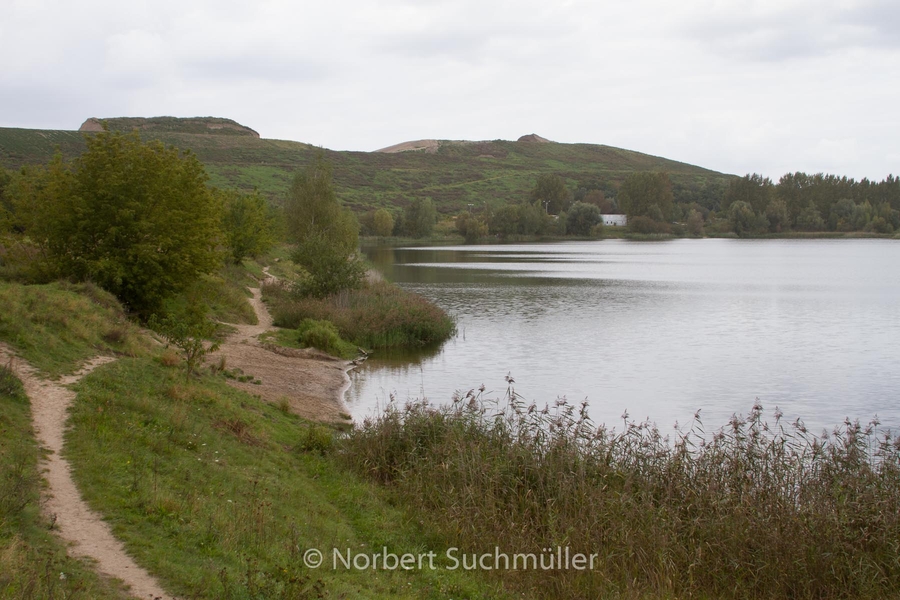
[718, 173, 900, 236]
[360, 170, 899, 241]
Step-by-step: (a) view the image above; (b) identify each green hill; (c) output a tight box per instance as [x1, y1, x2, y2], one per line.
[0, 117, 733, 213]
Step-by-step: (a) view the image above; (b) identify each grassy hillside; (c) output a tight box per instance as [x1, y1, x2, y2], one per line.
[0, 366, 130, 599]
[0, 118, 732, 214]
[0, 279, 508, 599]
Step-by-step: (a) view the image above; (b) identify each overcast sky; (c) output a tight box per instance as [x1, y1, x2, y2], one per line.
[1, 0, 898, 179]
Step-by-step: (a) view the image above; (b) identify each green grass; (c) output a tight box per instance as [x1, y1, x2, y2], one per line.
[259, 319, 361, 360]
[258, 328, 306, 351]
[0, 123, 732, 215]
[258, 323, 360, 362]
[263, 280, 455, 350]
[254, 246, 305, 281]
[170, 268, 258, 327]
[0, 364, 129, 599]
[65, 357, 511, 599]
[0, 281, 151, 377]
[295, 319, 359, 359]
[0, 273, 498, 598]
[341, 387, 900, 599]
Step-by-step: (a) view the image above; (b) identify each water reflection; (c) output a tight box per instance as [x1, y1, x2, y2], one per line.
[353, 239, 900, 435]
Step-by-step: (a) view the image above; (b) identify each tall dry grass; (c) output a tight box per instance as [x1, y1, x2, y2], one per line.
[341, 380, 900, 599]
[263, 279, 455, 349]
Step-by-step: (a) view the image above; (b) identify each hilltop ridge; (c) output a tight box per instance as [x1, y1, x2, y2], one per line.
[79, 116, 260, 138]
[377, 133, 552, 154]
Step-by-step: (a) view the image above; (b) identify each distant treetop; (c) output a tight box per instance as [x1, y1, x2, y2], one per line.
[79, 116, 260, 138]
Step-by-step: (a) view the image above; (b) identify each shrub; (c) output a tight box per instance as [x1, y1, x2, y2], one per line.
[0, 361, 22, 399]
[149, 302, 220, 379]
[566, 201, 602, 236]
[295, 319, 357, 358]
[628, 215, 671, 234]
[297, 424, 335, 455]
[265, 280, 455, 349]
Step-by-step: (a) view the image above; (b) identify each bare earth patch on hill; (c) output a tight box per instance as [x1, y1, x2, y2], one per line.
[375, 139, 440, 153]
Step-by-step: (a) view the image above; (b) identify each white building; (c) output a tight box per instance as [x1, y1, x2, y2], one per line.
[602, 214, 628, 227]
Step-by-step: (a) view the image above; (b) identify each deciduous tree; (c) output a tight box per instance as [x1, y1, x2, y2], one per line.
[566, 201, 602, 236]
[455, 211, 488, 242]
[765, 197, 790, 233]
[796, 201, 825, 231]
[220, 189, 277, 263]
[728, 201, 756, 237]
[372, 208, 394, 238]
[530, 174, 570, 214]
[723, 174, 775, 215]
[617, 172, 674, 221]
[285, 154, 363, 297]
[15, 130, 222, 317]
[402, 198, 437, 238]
[686, 210, 704, 236]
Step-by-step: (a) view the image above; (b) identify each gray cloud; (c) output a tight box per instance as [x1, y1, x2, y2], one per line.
[0, 0, 897, 179]
[681, 1, 900, 62]
[846, 1, 900, 48]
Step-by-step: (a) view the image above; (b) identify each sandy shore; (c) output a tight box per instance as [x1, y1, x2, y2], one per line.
[212, 286, 353, 424]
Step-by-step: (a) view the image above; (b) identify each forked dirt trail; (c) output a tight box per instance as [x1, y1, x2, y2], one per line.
[0, 280, 349, 599]
[0, 345, 171, 600]
[214, 283, 353, 424]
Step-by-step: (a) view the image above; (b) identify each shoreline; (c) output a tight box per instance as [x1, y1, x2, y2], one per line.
[214, 285, 354, 425]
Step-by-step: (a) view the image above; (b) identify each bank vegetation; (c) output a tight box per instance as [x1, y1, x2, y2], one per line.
[342, 383, 900, 599]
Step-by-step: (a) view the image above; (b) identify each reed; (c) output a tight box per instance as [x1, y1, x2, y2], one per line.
[341, 381, 900, 599]
[263, 279, 455, 350]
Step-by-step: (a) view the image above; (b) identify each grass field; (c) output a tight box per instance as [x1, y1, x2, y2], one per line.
[66, 357, 510, 599]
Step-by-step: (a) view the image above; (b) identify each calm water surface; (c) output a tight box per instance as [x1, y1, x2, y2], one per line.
[349, 239, 900, 435]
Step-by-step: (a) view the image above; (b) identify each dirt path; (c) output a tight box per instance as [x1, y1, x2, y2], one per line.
[0, 345, 172, 600]
[214, 285, 353, 424]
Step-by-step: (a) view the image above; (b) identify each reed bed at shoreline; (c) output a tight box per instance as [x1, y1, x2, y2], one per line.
[341, 380, 900, 599]
[263, 279, 455, 350]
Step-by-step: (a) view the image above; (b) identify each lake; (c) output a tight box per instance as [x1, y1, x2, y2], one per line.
[348, 239, 900, 436]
